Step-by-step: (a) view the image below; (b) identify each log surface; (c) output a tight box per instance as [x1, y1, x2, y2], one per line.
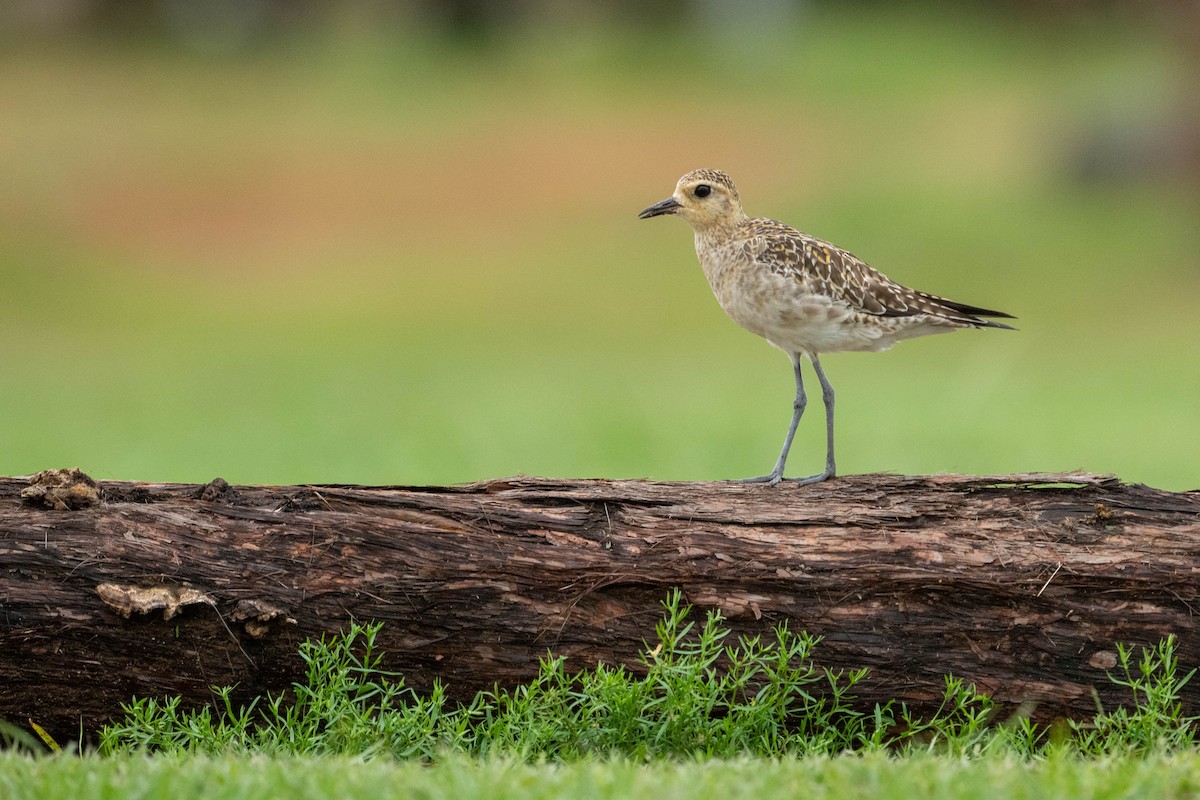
[2, 469, 1199, 741]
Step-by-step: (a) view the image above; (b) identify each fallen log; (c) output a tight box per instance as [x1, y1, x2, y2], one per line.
[2, 468, 1198, 742]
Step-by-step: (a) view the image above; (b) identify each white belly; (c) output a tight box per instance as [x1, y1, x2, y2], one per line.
[706, 259, 956, 356]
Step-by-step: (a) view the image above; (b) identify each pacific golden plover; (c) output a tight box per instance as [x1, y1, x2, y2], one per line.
[639, 168, 1014, 486]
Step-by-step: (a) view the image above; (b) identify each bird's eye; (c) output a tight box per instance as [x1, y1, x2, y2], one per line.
[694, 184, 712, 198]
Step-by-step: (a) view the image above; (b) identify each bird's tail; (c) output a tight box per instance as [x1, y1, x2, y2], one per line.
[927, 295, 1017, 330]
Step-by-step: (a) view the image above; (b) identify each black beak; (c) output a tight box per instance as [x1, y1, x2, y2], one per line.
[638, 197, 681, 219]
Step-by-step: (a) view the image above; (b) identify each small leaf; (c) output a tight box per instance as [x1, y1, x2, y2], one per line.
[28, 719, 61, 752]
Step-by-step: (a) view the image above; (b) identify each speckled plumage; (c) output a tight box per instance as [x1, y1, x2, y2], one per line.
[639, 168, 1014, 485]
[659, 169, 1012, 356]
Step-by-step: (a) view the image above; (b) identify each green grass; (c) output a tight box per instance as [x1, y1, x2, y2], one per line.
[7, 753, 1200, 800]
[5, 593, 1200, 798]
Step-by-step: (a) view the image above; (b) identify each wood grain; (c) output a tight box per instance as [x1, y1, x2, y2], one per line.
[2, 469, 1198, 741]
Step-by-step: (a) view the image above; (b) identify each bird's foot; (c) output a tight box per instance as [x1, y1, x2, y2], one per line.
[737, 466, 835, 487]
[736, 472, 784, 486]
[789, 469, 835, 487]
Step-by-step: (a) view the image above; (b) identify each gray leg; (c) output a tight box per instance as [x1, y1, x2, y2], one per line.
[791, 353, 835, 486]
[738, 354, 806, 486]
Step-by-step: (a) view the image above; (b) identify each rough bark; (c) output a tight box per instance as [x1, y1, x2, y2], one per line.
[2, 468, 1199, 743]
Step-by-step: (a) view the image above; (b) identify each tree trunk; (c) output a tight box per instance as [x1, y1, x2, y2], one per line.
[2, 468, 1198, 743]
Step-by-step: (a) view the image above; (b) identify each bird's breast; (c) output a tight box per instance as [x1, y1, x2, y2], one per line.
[695, 243, 908, 355]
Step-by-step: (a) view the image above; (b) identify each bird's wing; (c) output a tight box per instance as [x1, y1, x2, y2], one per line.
[744, 219, 1014, 328]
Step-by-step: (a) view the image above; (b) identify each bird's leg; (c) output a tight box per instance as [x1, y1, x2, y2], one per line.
[738, 354, 806, 486]
[791, 353, 835, 486]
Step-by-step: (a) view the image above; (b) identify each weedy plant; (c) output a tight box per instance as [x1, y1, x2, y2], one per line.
[1071, 636, 1197, 755]
[93, 592, 1198, 760]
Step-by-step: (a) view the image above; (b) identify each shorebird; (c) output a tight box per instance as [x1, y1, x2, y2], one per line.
[639, 169, 1014, 486]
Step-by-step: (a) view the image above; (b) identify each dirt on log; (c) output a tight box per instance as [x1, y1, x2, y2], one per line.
[2, 468, 1199, 742]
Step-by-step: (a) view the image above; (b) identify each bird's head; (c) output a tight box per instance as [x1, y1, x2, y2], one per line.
[638, 169, 746, 233]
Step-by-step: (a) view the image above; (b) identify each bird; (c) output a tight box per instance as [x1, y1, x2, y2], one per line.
[638, 168, 1014, 486]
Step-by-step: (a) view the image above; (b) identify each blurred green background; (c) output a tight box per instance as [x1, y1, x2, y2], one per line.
[1, 1, 1197, 489]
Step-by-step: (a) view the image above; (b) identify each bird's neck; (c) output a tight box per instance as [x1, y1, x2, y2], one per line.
[693, 223, 744, 288]
[692, 217, 746, 248]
